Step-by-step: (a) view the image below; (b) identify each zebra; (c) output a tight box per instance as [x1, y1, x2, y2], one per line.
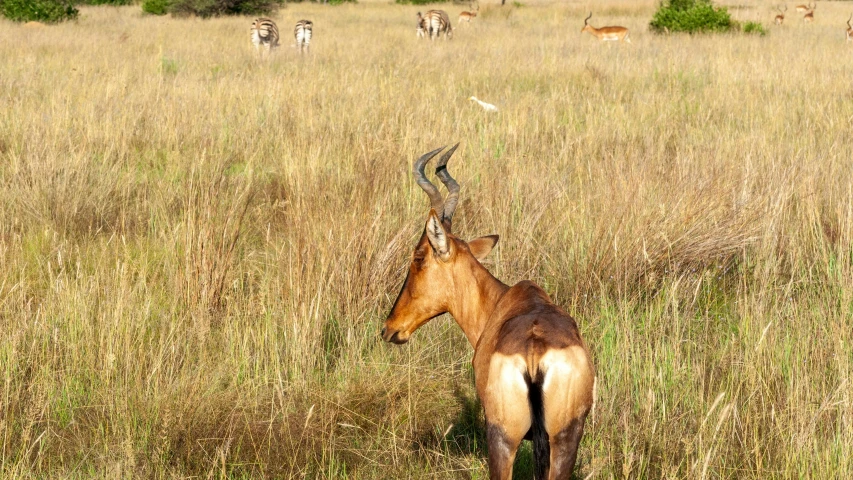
[424, 10, 452, 40]
[251, 17, 280, 55]
[416, 12, 426, 39]
[294, 20, 313, 54]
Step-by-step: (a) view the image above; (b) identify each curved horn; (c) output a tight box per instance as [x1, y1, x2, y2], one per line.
[434, 143, 460, 222]
[413, 146, 447, 214]
[848, 14, 852, 27]
[584, 12, 592, 25]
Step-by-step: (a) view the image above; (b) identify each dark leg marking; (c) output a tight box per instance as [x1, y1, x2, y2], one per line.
[549, 416, 587, 480]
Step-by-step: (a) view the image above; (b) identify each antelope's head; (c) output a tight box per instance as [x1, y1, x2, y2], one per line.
[381, 145, 498, 344]
[581, 12, 594, 34]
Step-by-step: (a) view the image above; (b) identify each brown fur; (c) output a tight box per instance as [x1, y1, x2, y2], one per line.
[582, 13, 630, 43]
[383, 210, 595, 479]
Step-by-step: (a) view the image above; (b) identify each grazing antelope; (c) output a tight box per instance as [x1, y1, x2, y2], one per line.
[250, 17, 280, 55]
[416, 12, 427, 38]
[803, 3, 815, 23]
[795, 3, 809, 13]
[424, 9, 453, 40]
[294, 20, 313, 54]
[846, 14, 853, 41]
[459, 3, 479, 26]
[382, 145, 596, 480]
[581, 12, 631, 43]
[774, 6, 786, 25]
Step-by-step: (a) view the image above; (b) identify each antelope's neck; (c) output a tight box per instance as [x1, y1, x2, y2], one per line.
[448, 261, 509, 348]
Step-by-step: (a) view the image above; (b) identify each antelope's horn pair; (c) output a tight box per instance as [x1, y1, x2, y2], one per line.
[413, 143, 461, 223]
[584, 12, 592, 25]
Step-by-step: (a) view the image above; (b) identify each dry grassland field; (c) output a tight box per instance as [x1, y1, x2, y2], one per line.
[2, 0, 853, 478]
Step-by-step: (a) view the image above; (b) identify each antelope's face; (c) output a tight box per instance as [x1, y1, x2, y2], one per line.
[382, 211, 498, 344]
[381, 144, 496, 345]
[382, 213, 457, 344]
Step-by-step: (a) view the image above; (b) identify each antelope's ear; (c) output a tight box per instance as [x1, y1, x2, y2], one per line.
[468, 235, 498, 261]
[426, 209, 451, 261]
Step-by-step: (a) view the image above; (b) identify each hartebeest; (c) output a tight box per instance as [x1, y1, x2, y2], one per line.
[581, 12, 631, 43]
[774, 6, 786, 25]
[381, 145, 596, 480]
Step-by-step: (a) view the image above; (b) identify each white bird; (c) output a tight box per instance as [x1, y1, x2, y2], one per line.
[469, 96, 498, 112]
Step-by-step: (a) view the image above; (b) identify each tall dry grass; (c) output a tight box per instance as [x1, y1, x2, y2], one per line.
[1, 1, 851, 478]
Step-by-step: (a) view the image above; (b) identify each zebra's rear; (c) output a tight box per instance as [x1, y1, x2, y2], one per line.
[424, 10, 452, 40]
[251, 17, 280, 53]
[294, 20, 313, 53]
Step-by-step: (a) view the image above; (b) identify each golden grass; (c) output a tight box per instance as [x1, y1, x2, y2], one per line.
[1, 1, 852, 478]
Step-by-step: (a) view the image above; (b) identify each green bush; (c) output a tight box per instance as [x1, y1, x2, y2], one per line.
[742, 21, 767, 36]
[650, 0, 734, 34]
[395, 0, 447, 5]
[77, 0, 135, 5]
[141, 0, 168, 14]
[0, 0, 78, 22]
[167, 0, 282, 17]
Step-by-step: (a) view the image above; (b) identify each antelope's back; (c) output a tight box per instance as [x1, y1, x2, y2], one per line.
[473, 281, 594, 393]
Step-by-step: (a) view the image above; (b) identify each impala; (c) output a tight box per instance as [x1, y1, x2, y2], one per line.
[795, 3, 809, 13]
[774, 6, 786, 25]
[459, 3, 479, 26]
[847, 14, 852, 41]
[803, 3, 815, 23]
[581, 12, 630, 43]
[381, 145, 596, 480]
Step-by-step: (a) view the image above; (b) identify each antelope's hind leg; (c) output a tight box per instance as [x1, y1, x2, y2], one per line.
[483, 356, 532, 480]
[541, 348, 595, 479]
[548, 416, 587, 479]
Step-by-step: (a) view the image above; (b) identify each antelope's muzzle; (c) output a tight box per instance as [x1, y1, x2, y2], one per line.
[380, 326, 409, 344]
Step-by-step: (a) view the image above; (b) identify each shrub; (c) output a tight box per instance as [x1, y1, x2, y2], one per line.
[0, 0, 78, 23]
[742, 21, 767, 36]
[395, 0, 447, 5]
[649, 0, 734, 34]
[77, 0, 135, 5]
[141, 0, 168, 14]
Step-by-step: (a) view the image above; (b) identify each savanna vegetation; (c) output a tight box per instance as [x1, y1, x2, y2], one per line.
[1, 0, 851, 478]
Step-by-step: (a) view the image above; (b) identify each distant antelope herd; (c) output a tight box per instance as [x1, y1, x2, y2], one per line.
[245, 1, 852, 58]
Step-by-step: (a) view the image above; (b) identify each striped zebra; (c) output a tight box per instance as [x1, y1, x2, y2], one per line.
[294, 20, 313, 54]
[424, 10, 452, 40]
[416, 12, 426, 39]
[250, 17, 280, 55]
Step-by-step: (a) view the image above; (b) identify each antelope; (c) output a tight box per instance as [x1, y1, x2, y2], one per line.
[459, 3, 479, 26]
[382, 145, 596, 480]
[294, 20, 313, 54]
[847, 14, 853, 41]
[795, 3, 809, 13]
[774, 6, 786, 25]
[424, 9, 453, 40]
[803, 3, 815, 23]
[581, 12, 630, 43]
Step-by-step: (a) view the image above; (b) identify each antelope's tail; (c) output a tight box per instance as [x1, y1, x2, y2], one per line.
[527, 343, 548, 479]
